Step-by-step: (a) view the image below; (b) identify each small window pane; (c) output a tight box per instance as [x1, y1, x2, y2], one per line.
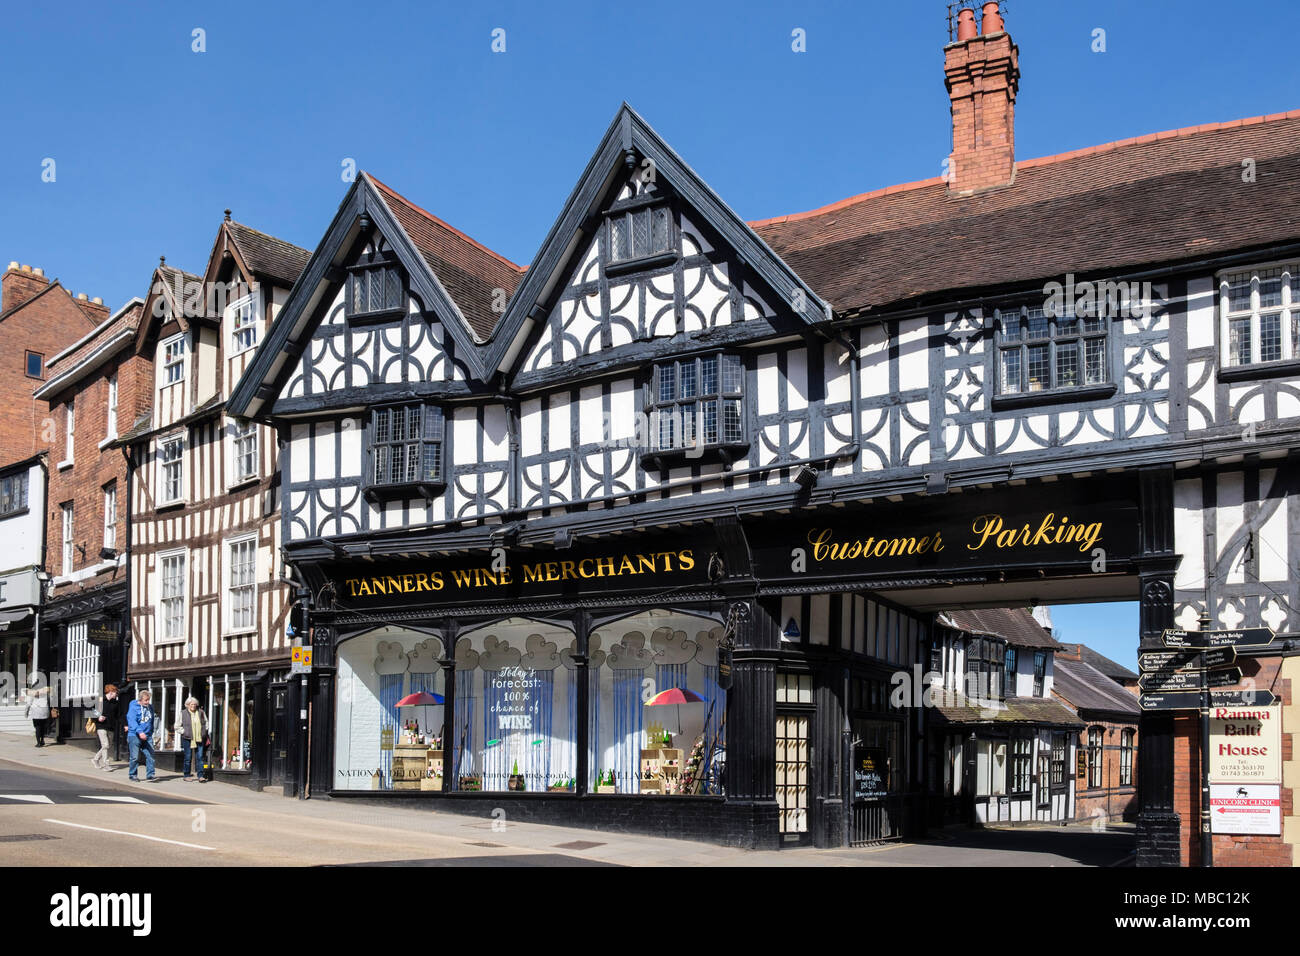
[1260, 312, 1282, 362]
[653, 206, 671, 253]
[722, 399, 743, 443]
[1057, 313, 1079, 337]
[1001, 314, 1022, 342]
[1085, 339, 1106, 384]
[679, 361, 697, 399]
[385, 267, 402, 310]
[374, 409, 390, 444]
[658, 364, 676, 403]
[25, 352, 42, 377]
[1000, 349, 1021, 393]
[1056, 342, 1079, 388]
[703, 401, 718, 445]
[700, 355, 718, 395]
[1229, 317, 1252, 367]
[1259, 272, 1282, 310]
[680, 403, 697, 447]
[422, 443, 441, 481]
[374, 446, 390, 484]
[1026, 308, 1049, 340]
[610, 217, 628, 261]
[1026, 345, 1049, 391]
[658, 409, 675, 449]
[722, 354, 744, 394]
[631, 209, 650, 257]
[1227, 276, 1252, 312]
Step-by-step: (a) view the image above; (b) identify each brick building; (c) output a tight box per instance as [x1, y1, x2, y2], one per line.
[0, 262, 106, 466]
[1052, 646, 1140, 824]
[32, 297, 151, 745]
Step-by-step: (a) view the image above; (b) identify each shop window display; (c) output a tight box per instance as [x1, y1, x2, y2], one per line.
[334, 628, 448, 791]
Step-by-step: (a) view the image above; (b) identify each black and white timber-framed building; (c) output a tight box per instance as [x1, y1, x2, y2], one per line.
[228, 13, 1300, 860]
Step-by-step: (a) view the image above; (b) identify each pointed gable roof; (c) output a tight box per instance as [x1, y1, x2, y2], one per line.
[228, 173, 511, 419]
[483, 103, 832, 375]
[369, 176, 525, 341]
[134, 260, 203, 354]
[224, 220, 311, 288]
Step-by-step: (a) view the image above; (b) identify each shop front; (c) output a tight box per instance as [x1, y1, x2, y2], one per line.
[293, 472, 1147, 848]
[43, 594, 128, 749]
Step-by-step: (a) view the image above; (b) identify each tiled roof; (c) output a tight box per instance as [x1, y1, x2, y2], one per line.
[940, 607, 1061, 649]
[1053, 657, 1141, 718]
[752, 111, 1300, 314]
[931, 693, 1083, 728]
[154, 265, 204, 318]
[368, 175, 526, 341]
[1059, 642, 1138, 682]
[226, 221, 311, 287]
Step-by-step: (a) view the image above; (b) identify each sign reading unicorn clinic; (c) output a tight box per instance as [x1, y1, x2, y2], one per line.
[1209, 706, 1282, 784]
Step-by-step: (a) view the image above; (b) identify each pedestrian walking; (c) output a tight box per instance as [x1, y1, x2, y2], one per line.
[24, 682, 50, 747]
[126, 689, 157, 782]
[177, 696, 209, 782]
[90, 684, 121, 771]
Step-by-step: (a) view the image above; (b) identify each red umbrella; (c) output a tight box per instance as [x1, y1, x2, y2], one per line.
[396, 692, 444, 707]
[644, 687, 704, 737]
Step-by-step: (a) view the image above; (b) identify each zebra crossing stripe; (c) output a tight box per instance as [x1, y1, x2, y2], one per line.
[0, 794, 55, 803]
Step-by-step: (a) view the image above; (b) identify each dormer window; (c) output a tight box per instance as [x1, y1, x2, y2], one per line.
[607, 203, 673, 265]
[162, 334, 188, 385]
[348, 263, 404, 318]
[229, 294, 259, 354]
[366, 403, 445, 500]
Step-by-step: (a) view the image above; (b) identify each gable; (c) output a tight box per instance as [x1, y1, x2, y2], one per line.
[279, 230, 471, 409]
[487, 104, 830, 377]
[518, 171, 785, 376]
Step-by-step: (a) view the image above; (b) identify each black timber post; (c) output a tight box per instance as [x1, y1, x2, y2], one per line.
[1135, 464, 1182, 867]
[813, 662, 848, 847]
[441, 616, 459, 791]
[730, 597, 779, 849]
[574, 608, 590, 796]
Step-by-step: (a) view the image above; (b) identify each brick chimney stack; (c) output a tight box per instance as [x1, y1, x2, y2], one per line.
[2, 262, 52, 312]
[945, 2, 1020, 194]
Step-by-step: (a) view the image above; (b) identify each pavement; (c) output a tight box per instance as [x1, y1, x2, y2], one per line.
[0, 732, 1135, 866]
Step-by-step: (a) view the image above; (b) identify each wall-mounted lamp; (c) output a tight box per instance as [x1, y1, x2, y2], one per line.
[554, 528, 574, 549]
[795, 464, 818, 490]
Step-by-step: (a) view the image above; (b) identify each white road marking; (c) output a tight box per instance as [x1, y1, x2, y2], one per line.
[78, 795, 147, 804]
[0, 794, 54, 803]
[43, 819, 215, 850]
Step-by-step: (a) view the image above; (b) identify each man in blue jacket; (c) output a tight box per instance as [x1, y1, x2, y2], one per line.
[126, 689, 157, 782]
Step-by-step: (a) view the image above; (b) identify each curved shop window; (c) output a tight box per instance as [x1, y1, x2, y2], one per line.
[589, 608, 727, 796]
[334, 627, 448, 791]
[453, 618, 576, 793]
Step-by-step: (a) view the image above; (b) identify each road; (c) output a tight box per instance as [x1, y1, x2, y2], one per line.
[0, 742, 1135, 866]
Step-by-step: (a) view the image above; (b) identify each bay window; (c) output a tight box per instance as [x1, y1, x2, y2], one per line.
[647, 353, 746, 458]
[1220, 264, 1299, 372]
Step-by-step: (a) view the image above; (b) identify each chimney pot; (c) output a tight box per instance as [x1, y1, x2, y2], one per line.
[981, 1, 1004, 34]
[92, 296, 103, 305]
[32, 267, 44, 277]
[77, 292, 88, 300]
[6, 261, 17, 272]
[957, 7, 977, 41]
[20, 264, 31, 273]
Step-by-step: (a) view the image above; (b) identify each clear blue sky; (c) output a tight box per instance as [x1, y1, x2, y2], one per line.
[2, 0, 1297, 310]
[1049, 602, 1138, 671]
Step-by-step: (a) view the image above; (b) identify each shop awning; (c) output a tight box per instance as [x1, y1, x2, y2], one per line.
[0, 608, 35, 631]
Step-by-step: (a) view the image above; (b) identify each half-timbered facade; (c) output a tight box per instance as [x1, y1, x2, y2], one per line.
[229, 11, 1299, 859]
[119, 216, 309, 788]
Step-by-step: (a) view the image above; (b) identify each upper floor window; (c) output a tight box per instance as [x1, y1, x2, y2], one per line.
[1120, 728, 1135, 787]
[996, 305, 1108, 395]
[61, 502, 74, 576]
[105, 374, 118, 440]
[24, 351, 43, 379]
[158, 550, 187, 643]
[229, 294, 259, 354]
[162, 334, 188, 385]
[1050, 733, 1067, 789]
[1086, 726, 1104, 789]
[1220, 265, 1299, 370]
[230, 419, 258, 484]
[368, 404, 444, 494]
[607, 203, 673, 264]
[349, 264, 403, 317]
[648, 353, 746, 456]
[225, 536, 257, 634]
[160, 435, 185, 505]
[0, 471, 28, 518]
[1032, 650, 1047, 697]
[1003, 646, 1018, 696]
[64, 401, 75, 463]
[102, 482, 117, 552]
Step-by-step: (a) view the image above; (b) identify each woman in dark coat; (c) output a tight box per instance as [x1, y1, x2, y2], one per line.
[177, 696, 210, 781]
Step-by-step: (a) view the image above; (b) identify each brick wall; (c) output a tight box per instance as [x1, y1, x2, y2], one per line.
[0, 265, 99, 466]
[1074, 717, 1139, 823]
[1174, 656, 1294, 867]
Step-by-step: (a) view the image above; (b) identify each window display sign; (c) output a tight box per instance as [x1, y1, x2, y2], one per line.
[1209, 784, 1281, 835]
[1208, 705, 1281, 784]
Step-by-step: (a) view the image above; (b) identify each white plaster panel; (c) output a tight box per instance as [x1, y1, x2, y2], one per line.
[1186, 277, 1216, 350]
[339, 417, 362, 478]
[548, 394, 571, 452]
[1216, 472, 1245, 585]
[757, 354, 780, 415]
[786, 349, 808, 412]
[897, 317, 928, 390]
[1259, 471, 1288, 584]
[1173, 478, 1205, 592]
[482, 405, 509, 461]
[520, 400, 542, 457]
[289, 426, 311, 482]
[578, 386, 604, 445]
